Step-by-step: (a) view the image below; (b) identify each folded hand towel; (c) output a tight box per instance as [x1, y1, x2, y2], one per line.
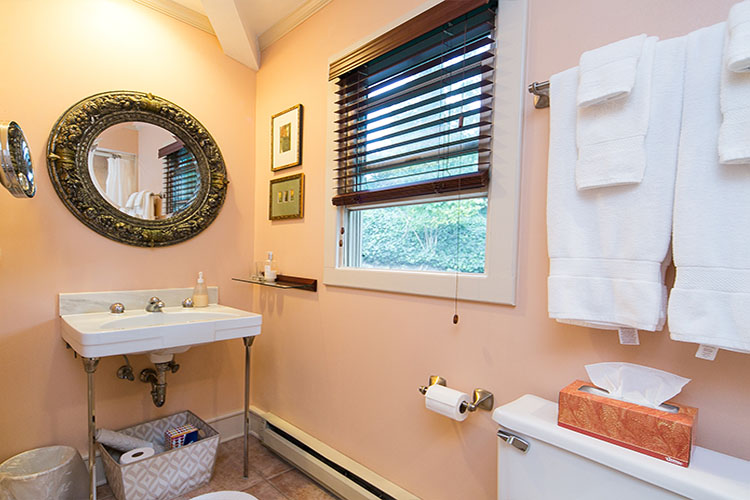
[669, 22, 750, 352]
[575, 36, 657, 190]
[720, 16, 750, 165]
[548, 36, 686, 332]
[726, 0, 750, 72]
[577, 34, 647, 107]
[125, 191, 139, 209]
[141, 191, 155, 220]
[719, 62, 750, 164]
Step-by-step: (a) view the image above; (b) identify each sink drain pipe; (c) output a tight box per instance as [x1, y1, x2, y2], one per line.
[140, 360, 180, 407]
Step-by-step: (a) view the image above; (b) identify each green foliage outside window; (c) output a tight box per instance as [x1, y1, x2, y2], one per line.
[358, 198, 487, 273]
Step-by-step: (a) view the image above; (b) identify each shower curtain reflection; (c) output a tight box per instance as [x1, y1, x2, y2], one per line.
[105, 156, 136, 208]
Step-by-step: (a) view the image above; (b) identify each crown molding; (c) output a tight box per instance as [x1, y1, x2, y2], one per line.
[132, 0, 215, 35]
[258, 0, 332, 51]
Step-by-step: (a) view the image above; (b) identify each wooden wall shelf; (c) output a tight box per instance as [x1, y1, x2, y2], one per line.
[232, 274, 317, 292]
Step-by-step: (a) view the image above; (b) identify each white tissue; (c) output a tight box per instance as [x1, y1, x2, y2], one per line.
[585, 362, 690, 409]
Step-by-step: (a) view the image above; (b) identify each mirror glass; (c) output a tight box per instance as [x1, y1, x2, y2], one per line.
[89, 122, 200, 220]
[0, 121, 36, 198]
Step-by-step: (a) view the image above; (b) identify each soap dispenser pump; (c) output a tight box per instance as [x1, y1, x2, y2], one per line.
[192, 271, 209, 307]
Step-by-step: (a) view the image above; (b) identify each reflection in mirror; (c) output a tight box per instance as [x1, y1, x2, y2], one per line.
[89, 122, 200, 220]
[0, 121, 36, 198]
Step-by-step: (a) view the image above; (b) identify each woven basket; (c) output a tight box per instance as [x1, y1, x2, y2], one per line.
[98, 410, 219, 500]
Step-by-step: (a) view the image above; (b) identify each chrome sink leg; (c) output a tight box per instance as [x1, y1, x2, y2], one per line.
[83, 357, 100, 500]
[243, 336, 255, 478]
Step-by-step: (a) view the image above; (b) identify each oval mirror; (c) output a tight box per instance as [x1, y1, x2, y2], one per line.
[0, 121, 36, 198]
[47, 91, 228, 247]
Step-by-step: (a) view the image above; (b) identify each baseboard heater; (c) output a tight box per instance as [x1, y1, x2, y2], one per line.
[260, 413, 419, 500]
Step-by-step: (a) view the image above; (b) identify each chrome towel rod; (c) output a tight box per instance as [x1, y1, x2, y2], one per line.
[528, 80, 550, 109]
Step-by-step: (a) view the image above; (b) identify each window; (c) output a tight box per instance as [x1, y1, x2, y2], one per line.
[324, 0, 527, 304]
[160, 141, 200, 216]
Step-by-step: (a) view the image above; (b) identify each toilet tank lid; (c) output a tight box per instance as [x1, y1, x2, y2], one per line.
[493, 395, 750, 500]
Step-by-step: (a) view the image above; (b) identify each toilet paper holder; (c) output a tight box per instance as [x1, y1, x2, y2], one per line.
[418, 376, 494, 413]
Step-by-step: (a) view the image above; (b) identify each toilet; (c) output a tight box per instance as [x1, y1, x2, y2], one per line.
[192, 492, 257, 500]
[493, 395, 750, 499]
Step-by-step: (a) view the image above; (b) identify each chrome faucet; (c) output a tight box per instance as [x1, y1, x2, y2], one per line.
[146, 296, 165, 312]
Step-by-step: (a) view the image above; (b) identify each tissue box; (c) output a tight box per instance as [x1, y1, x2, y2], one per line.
[558, 380, 697, 467]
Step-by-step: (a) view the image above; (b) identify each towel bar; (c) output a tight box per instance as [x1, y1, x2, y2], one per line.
[528, 80, 550, 108]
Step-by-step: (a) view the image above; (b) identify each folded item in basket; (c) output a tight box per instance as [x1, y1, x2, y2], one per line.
[96, 428, 155, 452]
[165, 424, 199, 450]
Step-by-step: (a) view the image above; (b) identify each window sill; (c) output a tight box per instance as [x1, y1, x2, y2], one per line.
[323, 266, 515, 305]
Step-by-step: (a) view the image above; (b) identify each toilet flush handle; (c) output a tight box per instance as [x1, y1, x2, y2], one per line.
[497, 429, 530, 453]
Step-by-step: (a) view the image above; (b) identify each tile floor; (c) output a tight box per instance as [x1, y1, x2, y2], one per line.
[97, 435, 339, 500]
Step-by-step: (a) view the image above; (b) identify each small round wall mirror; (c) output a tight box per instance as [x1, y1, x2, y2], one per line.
[47, 91, 228, 247]
[0, 121, 36, 198]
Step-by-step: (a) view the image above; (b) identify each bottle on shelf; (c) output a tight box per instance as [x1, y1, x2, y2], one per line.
[263, 251, 277, 282]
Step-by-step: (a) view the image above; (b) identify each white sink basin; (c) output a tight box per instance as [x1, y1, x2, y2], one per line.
[61, 304, 262, 359]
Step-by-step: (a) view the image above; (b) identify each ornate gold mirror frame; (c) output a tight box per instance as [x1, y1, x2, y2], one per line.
[47, 91, 228, 247]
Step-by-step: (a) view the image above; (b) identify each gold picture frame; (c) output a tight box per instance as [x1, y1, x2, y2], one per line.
[271, 104, 303, 171]
[269, 173, 304, 220]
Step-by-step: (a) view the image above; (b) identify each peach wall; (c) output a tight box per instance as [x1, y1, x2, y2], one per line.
[0, 0, 256, 460]
[96, 124, 139, 155]
[252, 1, 750, 499]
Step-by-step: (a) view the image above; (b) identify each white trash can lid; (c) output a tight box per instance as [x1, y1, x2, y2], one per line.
[191, 492, 258, 500]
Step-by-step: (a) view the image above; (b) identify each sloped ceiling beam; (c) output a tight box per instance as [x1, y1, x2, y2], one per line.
[258, 0, 332, 51]
[202, 0, 261, 70]
[133, 0, 215, 34]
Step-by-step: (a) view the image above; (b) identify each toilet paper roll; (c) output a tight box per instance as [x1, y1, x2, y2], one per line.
[425, 384, 471, 421]
[96, 429, 154, 452]
[119, 447, 155, 465]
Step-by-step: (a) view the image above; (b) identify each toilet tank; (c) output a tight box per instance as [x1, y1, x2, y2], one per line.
[492, 395, 750, 500]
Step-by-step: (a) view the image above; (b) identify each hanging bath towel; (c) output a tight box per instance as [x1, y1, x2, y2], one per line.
[669, 22, 750, 352]
[547, 36, 686, 332]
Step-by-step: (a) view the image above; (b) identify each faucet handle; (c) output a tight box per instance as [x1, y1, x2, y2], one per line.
[110, 303, 125, 314]
[182, 297, 194, 308]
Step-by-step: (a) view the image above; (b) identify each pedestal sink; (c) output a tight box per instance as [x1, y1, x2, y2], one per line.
[61, 304, 261, 360]
[58, 288, 262, 500]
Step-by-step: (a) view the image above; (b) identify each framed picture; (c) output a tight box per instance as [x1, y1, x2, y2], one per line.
[271, 104, 303, 171]
[269, 173, 304, 220]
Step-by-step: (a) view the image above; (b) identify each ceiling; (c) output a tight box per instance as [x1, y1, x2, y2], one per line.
[173, 0, 311, 38]
[136, 0, 331, 70]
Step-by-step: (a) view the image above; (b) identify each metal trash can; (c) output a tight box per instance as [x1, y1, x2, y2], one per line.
[0, 445, 88, 500]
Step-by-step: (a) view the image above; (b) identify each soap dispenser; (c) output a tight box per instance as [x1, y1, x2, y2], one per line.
[263, 251, 277, 282]
[192, 272, 209, 307]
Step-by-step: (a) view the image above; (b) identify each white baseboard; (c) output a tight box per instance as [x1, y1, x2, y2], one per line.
[259, 411, 419, 500]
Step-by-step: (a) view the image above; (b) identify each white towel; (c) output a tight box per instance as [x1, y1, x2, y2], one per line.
[141, 192, 155, 220]
[125, 191, 139, 209]
[720, 29, 750, 164]
[726, 0, 750, 72]
[669, 22, 750, 352]
[577, 33, 647, 107]
[548, 36, 686, 332]
[576, 37, 657, 190]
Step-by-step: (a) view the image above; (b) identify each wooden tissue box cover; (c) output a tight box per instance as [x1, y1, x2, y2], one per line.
[558, 380, 697, 467]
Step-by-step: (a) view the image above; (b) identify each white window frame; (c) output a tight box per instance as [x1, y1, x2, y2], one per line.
[323, 0, 527, 305]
